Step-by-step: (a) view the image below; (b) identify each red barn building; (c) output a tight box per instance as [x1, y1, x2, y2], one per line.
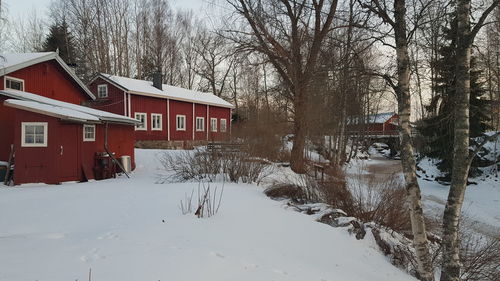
[0, 52, 139, 185]
[347, 112, 400, 136]
[88, 74, 234, 144]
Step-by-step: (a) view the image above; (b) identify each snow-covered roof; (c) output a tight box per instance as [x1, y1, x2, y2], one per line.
[97, 74, 234, 109]
[0, 52, 96, 100]
[347, 112, 398, 125]
[0, 89, 140, 125]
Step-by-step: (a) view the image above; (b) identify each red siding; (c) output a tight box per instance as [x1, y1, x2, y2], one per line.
[11, 110, 135, 185]
[1, 61, 90, 104]
[208, 106, 231, 141]
[0, 97, 16, 161]
[169, 100, 193, 141]
[88, 77, 126, 116]
[87, 79, 233, 142]
[130, 94, 169, 140]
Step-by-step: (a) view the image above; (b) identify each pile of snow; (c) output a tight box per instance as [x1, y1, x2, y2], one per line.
[0, 149, 415, 281]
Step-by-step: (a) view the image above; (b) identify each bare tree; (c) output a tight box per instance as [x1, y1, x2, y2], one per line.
[226, 0, 338, 173]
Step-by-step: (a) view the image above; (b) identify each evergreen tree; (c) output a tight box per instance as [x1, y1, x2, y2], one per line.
[41, 21, 75, 64]
[419, 16, 491, 181]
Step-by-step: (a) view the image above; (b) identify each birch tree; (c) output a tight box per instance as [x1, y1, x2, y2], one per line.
[359, 0, 434, 280]
[441, 1, 500, 280]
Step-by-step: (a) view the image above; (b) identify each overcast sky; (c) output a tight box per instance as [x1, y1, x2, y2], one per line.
[3, 0, 205, 19]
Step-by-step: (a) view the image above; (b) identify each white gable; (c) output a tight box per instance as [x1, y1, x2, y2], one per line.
[0, 52, 96, 100]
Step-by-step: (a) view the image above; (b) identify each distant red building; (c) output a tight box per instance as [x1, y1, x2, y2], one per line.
[0, 52, 139, 185]
[347, 112, 399, 136]
[88, 74, 234, 143]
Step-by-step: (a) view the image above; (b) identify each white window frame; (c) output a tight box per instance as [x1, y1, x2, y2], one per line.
[134, 112, 147, 131]
[151, 113, 163, 131]
[210, 118, 217, 132]
[4, 76, 25, 91]
[83, 124, 96, 142]
[176, 115, 186, 131]
[195, 117, 205, 132]
[220, 119, 227, 132]
[21, 122, 48, 147]
[97, 84, 108, 98]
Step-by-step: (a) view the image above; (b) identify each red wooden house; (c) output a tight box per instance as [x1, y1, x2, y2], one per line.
[347, 112, 399, 136]
[0, 52, 139, 185]
[88, 74, 234, 144]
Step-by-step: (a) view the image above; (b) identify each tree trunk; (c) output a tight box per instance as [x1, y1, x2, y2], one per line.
[394, 1, 434, 280]
[440, 1, 471, 280]
[290, 86, 307, 173]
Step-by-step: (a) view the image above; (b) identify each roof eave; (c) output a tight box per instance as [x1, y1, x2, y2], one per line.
[128, 90, 235, 109]
[4, 100, 98, 123]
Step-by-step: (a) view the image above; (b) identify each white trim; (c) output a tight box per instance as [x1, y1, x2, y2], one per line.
[4, 76, 25, 91]
[220, 118, 227, 132]
[83, 124, 96, 141]
[196, 117, 205, 132]
[134, 112, 147, 131]
[97, 84, 108, 98]
[127, 93, 131, 118]
[210, 118, 217, 132]
[21, 122, 48, 147]
[123, 91, 127, 115]
[167, 99, 170, 141]
[151, 113, 163, 131]
[176, 114, 186, 131]
[206, 105, 209, 140]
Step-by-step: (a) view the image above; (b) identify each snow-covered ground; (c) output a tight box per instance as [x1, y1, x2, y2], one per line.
[0, 149, 415, 281]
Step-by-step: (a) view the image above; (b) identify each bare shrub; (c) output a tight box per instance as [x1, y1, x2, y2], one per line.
[160, 148, 271, 184]
[179, 181, 224, 218]
[458, 226, 500, 281]
[159, 149, 220, 182]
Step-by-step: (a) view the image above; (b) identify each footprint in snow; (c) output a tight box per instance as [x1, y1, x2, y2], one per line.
[242, 262, 259, 270]
[97, 232, 118, 240]
[273, 269, 288, 275]
[210, 251, 225, 258]
[80, 248, 106, 263]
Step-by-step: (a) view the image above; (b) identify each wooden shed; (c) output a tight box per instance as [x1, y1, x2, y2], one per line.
[0, 52, 139, 185]
[346, 112, 400, 137]
[88, 74, 234, 144]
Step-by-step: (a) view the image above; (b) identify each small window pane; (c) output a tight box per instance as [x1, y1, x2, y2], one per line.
[35, 135, 44, 144]
[25, 134, 34, 143]
[35, 126, 45, 134]
[25, 125, 35, 134]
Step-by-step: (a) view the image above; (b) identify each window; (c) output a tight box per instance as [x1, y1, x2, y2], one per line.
[83, 125, 95, 141]
[97, 84, 108, 98]
[21, 122, 47, 147]
[220, 119, 227, 132]
[176, 115, 186, 131]
[5, 76, 24, 91]
[210, 118, 217, 132]
[151, 113, 163, 131]
[135, 112, 147, 130]
[196, 117, 205, 131]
